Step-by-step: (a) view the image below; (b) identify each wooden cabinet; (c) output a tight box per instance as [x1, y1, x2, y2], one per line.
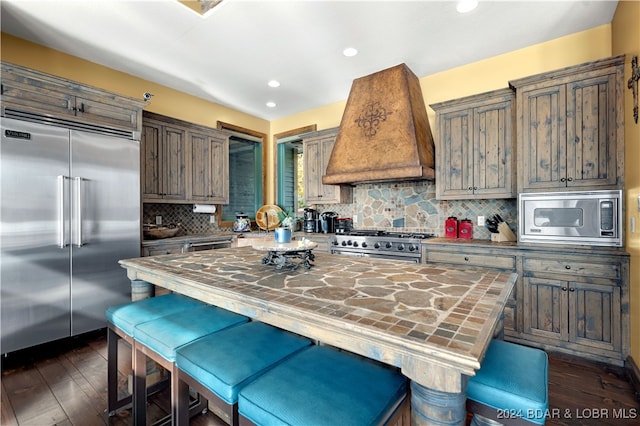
[1, 62, 144, 136]
[303, 128, 352, 204]
[189, 130, 229, 203]
[430, 89, 516, 200]
[521, 253, 626, 363]
[510, 55, 625, 192]
[142, 242, 185, 257]
[422, 239, 630, 366]
[141, 118, 187, 201]
[141, 112, 229, 204]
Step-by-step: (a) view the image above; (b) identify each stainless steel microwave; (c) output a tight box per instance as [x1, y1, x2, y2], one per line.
[519, 190, 622, 247]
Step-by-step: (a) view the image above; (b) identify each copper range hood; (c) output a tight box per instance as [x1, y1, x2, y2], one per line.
[322, 63, 435, 185]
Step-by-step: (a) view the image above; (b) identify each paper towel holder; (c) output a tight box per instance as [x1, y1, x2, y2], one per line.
[193, 204, 217, 214]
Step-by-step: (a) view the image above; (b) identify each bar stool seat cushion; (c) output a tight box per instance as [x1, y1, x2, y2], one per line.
[133, 305, 248, 362]
[467, 340, 549, 425]
[106, 293, 205, 336]
[238, 345, 407, 426]
[176, 321, 311, 405]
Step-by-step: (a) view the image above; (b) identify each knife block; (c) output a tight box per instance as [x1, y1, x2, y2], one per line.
[491, 222, 517, 242]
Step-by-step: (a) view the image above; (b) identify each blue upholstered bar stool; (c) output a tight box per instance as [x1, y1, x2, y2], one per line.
[238, 345, 408, 426]
[105, 293, 206, 416]
[466, 339, 549, 425]
[132, 304, 248, 425]
[175, 321, 312, 425]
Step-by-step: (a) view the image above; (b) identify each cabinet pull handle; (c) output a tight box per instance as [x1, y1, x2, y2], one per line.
[78, 103, 85, 113]
[562, 287, 568, 291]
[565, 265, 571, 270]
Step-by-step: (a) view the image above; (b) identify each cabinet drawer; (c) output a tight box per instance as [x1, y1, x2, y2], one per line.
[426, 250, 515, 270]
[523, 258, 620, 279]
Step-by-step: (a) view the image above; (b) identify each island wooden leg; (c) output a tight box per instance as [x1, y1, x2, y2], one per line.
[410, 380, 468, 426]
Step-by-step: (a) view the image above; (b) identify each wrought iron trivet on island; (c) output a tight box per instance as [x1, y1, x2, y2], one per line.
[254, 240, 318, 270]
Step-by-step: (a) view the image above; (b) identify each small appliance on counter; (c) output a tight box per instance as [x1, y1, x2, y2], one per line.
[320, 211, 338, 234]
[335, 218, 353, 234]
[303, 208, 319, 233]
[445, 217, 458, 238]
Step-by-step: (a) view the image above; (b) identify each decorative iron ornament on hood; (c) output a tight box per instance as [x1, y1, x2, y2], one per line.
[322, 63, 436, 185]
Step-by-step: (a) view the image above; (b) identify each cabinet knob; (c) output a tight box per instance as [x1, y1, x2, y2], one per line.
[562, 287, 568, 291]
[464, 256, 470, 261]
[560, 177, 566, 182]
[565, 265, 571, 270]
[567, 177, 573, 182]
[569, 288, 576, 292]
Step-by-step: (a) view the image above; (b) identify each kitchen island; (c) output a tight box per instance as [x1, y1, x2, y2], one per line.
[119, 247, 517, 426]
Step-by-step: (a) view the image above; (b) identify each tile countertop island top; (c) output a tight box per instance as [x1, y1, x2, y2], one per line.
[119, 247, 517, 426]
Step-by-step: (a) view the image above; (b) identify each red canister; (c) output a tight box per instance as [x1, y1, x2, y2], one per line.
[445, 217, 458, 238]
[459, 219, 473, 240]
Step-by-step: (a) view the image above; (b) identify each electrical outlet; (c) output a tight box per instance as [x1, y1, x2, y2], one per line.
[155, 215, 162, 225]
[477, 216, 485, 227]
[210, 215, 216, 224]
[353, 214, 358, 225]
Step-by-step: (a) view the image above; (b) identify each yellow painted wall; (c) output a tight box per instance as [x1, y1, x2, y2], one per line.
[0, 33, 270, 134]
[612, 0, 640, 366]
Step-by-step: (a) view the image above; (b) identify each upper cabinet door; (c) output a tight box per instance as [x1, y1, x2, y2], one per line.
[519, 84, 568, 191]
[436, 108, 474, 199]
[565, 74, 618, 188]
[303, 128, 352, 204]
[190, 130, 229, 204]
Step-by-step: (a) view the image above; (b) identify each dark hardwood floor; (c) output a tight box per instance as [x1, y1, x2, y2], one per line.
[2, 329, 639, 425]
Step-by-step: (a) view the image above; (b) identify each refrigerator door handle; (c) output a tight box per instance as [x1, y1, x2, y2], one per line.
[58, 175, 69, 248]
[74, 176, 83, 247]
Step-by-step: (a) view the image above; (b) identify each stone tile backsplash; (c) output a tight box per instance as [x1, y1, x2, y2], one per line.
[143, 204, 220, 236]
[145, 180, 518, 241]
[315, 180, 518, 240]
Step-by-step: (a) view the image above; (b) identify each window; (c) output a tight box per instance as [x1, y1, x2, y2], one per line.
[274, 125, 316, 219]
[223, 136, 263, 222]
[276, 138, 304, 216]
[217, 121, 267, 224]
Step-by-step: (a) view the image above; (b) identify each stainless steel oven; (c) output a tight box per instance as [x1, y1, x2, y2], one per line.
[330, 231, 435, 263]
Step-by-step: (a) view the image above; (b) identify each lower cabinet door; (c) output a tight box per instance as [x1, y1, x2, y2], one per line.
[523, 277, 569, 342]
[569, 281, 621, 353]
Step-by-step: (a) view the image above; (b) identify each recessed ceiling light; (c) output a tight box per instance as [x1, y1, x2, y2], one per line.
[456, 0, 478, 13]
[343, 47, 358, 57]
[266, 101, 276, 108]
[268, 80, 280, 88]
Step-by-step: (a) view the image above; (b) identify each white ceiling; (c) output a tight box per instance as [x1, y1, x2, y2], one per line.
[1, 0, 618, 121]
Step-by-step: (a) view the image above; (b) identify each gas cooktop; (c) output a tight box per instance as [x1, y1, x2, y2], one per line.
[337, 230, 436, 240]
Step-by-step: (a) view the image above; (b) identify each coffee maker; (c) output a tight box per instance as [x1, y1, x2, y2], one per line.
[320, 211, 338, 234]
[303, 208, 319, 233]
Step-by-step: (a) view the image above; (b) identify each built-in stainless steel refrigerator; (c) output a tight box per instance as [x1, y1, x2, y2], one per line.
[1, 116, 140, 354]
